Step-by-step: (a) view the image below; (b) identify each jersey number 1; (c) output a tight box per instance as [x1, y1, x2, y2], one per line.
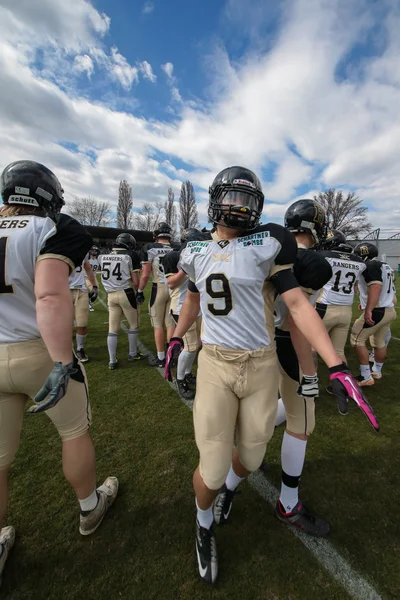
[0, 238, 14, 294]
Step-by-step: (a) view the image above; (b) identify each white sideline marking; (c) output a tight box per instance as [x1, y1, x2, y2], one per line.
[96, 293, 381, 600]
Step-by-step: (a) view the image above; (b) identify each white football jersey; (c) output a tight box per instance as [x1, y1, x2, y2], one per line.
[69, 257, 88, 291]
[100, 249, 140, 292]
[0, 212, 92, 343]
[141, 242, 173, 285]
[180, 225, 297, 350]
[317, 250, 366, 306]
[88, 256, 101, 274]
[358, 260, 396, 309]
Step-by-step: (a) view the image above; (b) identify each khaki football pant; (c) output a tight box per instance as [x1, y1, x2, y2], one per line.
[108, 288, 139, 333]
[172, 314, 202, 352]
[194, 343, 278, 490]
[71, 289, 89, 327]
[0, 339, 91, 471]
[316, 303, 352, 357]
[149, 283, 175, 329]
[351, 307, 396, 348]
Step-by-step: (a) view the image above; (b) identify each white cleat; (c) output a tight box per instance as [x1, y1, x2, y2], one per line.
[0, 526, 16, 585]
[79, 477, 119, 536]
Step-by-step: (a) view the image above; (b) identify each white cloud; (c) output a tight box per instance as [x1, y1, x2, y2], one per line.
[108, 47, 139, 89]
[142, 2, 155, 15]
[73, 54, 94, 78]
[139, 60, 157, 83]
[161, 62, 174, 79]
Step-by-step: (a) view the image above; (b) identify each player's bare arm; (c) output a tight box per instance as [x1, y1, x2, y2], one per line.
[287, 313, 316, 376]
[131, 270, 140, 290]
[84, 259, 97, 288]
[166, 269, 187, 290]
[138, 261, 151, 290]
[35, 258, 74, 366]
[365, 283, 382, 325]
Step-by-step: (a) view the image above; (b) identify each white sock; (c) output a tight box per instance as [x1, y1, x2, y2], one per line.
[372, 361, 384, 374]
[177, 351, 196, 380]
[280, 432, 307, 513]
[79, 489, 98, 513]
[157, 351, 165, 361]
[196, 498, 214, 530]
[275, 398, 287, 427]
[225, 465, 245, 491]
[107, 333, 118, 362]
[384, 329, 392, 347]
[76, 334, 87, 350]
[360, 364, 371, 379]
[128, 329, 138, 356]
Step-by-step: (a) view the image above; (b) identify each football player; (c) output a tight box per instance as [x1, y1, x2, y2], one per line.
[163, 228, 210, 400]
[100, 233, 146, 369]
[87, 246, 101, 312]
[0, 161, 118, 585]
[164, 166, 365, 584]
[351, 243, 397, 385]
[69, 256, 98, 362]
[137, 222, 175, 367]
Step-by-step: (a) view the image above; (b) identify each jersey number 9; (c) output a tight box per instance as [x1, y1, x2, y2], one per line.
[206, 274, 233, 316]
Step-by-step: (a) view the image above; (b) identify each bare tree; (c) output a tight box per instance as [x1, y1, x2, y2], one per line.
[164, 188, 177, 238]
[179, 180, 199, 232]
[133, 201, 163, 231]
[67, 196, 112, 226]
[313, 189, 371, 238]
[117, 180, 133, 229]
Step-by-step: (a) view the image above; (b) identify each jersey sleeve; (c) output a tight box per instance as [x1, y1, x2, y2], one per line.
[141, 243, 152, 263]
[179, 245, 196, 281]
[363, 261, 383, 285]
[162, 250, 180, 277]
[37, 214, 92, 272]
[130, 250, 141, 272]
[261, 223, 298, 278]
[296, 249, 333, 291]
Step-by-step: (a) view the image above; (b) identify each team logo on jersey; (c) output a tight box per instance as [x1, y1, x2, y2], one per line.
[187, 241, 209, 254]
[237, 231, 270, 247]
[212, 253, 230, 263]
[217, 239, 230, 249]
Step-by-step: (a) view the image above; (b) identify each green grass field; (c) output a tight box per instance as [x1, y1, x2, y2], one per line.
[2, 281, 400, 599]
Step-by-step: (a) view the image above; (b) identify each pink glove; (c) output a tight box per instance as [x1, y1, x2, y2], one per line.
[164, 338, 184, 382]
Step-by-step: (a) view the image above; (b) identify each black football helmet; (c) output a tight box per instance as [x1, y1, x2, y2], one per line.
[284, 199, 327, 247]
[90, 245, 100, 257]
[353, 242, 378, 261]
[1, 160, 65, 213]
[208, 166, 264, 231]
[181, 227, 202, 243]
[323, 229, 346, 250]
[115, 233, 136, 251]
[154, 221, 172, 240]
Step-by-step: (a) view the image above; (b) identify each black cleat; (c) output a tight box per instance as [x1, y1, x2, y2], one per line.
[276, 500, 330, 537]
[76, 349, 88, 363]
[176, 379, 195, 400]
[195, 520, 218, 585]
[185, 373, 197, 386]
[213, 484, 238, 525]
[325, 385, 334, 395]
[148, 356, 166, 368]
[128, 351, 148, 361]
[109, 360, 118, 370]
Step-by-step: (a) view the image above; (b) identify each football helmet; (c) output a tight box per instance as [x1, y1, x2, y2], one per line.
[115, 233, 136, 251]
[353, 242, 378, 261]
[284, 199, 327, 247]
[181, 227, 202, 243]
[1, 160, 65, 213]
[90, 245, 100, 257]
[323, 229, 346, 250]
[154, 221, 172, 240]
[208, 166, 264, 231]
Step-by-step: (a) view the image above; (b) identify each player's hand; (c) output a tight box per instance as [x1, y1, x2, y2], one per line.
[329, 363, 379, 431]
[364, 309, 375, 326]
[358, 303, 362, 311]
[297, 374, 319, 398]
[27, 362, 78, 414]
[136, 291, 145, 304]
[164, 337, 184, 381]
[89, 286, 98, 302]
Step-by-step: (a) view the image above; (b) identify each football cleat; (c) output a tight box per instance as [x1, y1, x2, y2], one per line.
[325, 385, 334, 395]
[76, 349, 88, 363]
[89, 303, 95, 312]
[109, 360, 118, 370]
[184, 373, 197, 386]
[213, 484, 238, 525]
[176, 379, 195, 400]
[148, 356, 166, 368]
[195, 520, 218, 585]
[371, 371, 382, 380]
[0, 526, 15, 586]
[355, 374, 374, 387]
[276, 500, 330, 537]
[128, 351, 148, 361]
[79, 477, 119, 536]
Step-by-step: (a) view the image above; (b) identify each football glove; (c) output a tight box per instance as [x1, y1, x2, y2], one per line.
[329, 363, 379, 431]
[88, 286, 98, 302]
[164, 337, 184, 382]
[27, 361, 78, 414]
[297, 374, 319, 399]
[136, 291, 145, 304]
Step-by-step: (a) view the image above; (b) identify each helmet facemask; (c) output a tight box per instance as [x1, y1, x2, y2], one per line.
[208, 184, 263, 231]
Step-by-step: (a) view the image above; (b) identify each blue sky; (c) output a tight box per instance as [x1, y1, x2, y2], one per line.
[1, 0, 400, 233]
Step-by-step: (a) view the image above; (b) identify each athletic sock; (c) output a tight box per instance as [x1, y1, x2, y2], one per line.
[384, 329, 392, 347]
[225, 465, 245, 491]
[177, 351, 196, 380]
[76, 334, 87, 351]
[157, 351, 165, 361]
[128, 329, 138, 356]
[184, 351, 197, 375]
[360, 364, 371, 379]
[279, 432, 307, 513]
[196, 498, 214, 530]
[275, 398, 287, 427]
[107, 333, 118, 362]
[372, 361, 384, 374]
[79, 489, 99, 514]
